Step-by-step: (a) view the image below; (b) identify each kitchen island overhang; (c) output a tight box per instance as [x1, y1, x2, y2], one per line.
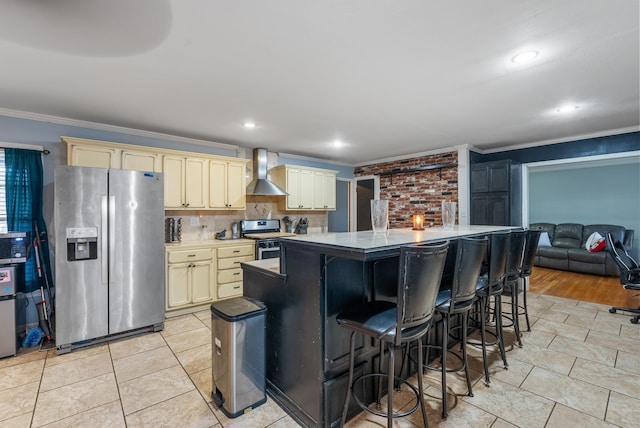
[242, 225, 514, 427]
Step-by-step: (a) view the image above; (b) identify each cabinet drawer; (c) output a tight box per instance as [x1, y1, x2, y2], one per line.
[218, 255, 254, 270]
[167, 248, 213, 263]
[218, 268, 243, 284]
[218, 245, 254, 258]
[218, 282, 243, 299]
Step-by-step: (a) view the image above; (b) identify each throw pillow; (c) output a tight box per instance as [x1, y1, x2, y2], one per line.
[585, 232, 606, 252]
[538, 231, 552, 247]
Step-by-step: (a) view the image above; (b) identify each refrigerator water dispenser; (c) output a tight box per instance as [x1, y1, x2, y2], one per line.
[66, 227, 98, 261]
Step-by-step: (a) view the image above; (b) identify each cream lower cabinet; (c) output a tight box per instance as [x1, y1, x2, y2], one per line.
[163, 156, 208, 209]
[166, 247, 215, 311]
[209, 160, 246, 209]
[216, 244, 254, 299]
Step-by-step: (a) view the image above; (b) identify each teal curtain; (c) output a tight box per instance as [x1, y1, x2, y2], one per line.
[4, 148, 53, 293]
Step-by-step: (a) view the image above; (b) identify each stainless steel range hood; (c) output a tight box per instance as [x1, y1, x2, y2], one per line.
[246, 148, 288, 196]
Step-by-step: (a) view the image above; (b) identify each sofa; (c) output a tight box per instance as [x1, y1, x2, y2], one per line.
[529, 223, 635, 276]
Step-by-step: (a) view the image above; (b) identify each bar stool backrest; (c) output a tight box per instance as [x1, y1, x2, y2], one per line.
[521, 230, 542, 277]
[396, 242, 449, 345]
[448, 236, 488, 312]
[505, 230, 526, 281]
[487, 231, 510, 287]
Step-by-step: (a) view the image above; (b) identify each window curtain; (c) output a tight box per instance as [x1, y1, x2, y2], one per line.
[4, 148, 53, 293]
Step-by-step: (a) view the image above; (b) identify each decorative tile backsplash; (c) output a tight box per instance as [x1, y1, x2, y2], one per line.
[165, 195, 328, 241]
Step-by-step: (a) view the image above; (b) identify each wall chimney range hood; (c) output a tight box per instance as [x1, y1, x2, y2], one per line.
[246, 148, 288, 196]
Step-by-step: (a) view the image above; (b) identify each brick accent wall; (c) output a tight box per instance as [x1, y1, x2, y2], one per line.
[354, 152, 458, 228]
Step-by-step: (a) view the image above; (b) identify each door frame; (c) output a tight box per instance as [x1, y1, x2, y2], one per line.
[354, 175, 380, 231]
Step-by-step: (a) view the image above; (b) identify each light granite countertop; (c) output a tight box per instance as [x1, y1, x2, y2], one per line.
[278, 225, 513, 251]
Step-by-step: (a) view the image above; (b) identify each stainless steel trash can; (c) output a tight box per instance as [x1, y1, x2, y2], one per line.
[211, 297, 267, 418]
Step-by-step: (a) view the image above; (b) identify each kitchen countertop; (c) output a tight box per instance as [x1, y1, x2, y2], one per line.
[279, 225, 514, 251]
[165, 238, 255, 249]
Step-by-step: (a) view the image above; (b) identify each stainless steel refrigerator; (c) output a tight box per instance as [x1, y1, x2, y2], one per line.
[54, 166, 165, 353]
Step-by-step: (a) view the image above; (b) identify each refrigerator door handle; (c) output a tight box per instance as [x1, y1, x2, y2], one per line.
[108, 195, 116, 281]
[101, 195, 109, 284]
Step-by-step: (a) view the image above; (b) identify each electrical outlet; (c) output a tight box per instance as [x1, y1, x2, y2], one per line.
[190, 217, 199, 226]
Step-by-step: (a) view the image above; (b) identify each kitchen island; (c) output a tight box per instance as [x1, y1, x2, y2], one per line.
[242, 225, 511, 427]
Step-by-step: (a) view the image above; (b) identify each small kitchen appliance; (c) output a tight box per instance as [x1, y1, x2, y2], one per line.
[0, 266, 18, 358]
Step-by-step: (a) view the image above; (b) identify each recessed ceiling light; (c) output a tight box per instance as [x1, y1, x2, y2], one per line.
[556, 105, 580, 113]
[332, 139, 344, 148]
[511, 50, 539, 64]
[243, 121, 256, 129]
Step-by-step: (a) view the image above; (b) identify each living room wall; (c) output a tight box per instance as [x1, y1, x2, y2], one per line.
[529, 161, 640, 251]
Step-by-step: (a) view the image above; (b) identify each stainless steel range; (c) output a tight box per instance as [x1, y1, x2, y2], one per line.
[240, 219, 296, 260]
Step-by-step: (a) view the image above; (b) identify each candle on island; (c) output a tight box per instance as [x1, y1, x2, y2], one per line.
[413, 214, 424, 230]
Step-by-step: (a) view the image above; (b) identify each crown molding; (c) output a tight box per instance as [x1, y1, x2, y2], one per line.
[470, 126, 639, 154]
[0, 108, 238, 151]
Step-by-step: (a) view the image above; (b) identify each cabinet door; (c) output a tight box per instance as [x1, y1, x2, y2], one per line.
[299, 169, 315, 209]
[122, 150, 159, 172]
[163, 156, 185, 208]
[489, 163, 510, 192]
[69, 145, 119, 168]
[470, 195, 489, 225]
[191, 261, 214, 303]
[489, 195, 509, 226]
[470, 165, 489, 193]
[185, 158, 207, 208]
[314, 172, 336, 210]
[226, 161, 246, 209]
[167, 264, 190, 308]
[286, 168, 303, 209]
[209, 160, 227, 208]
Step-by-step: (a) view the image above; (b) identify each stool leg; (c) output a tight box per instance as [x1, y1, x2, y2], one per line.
[387, 343, 394, 428]
[416, 337, 429, 428]
[479, 295, 490, 385]
[523, 277, 531, 332]
[341, 331, 357, 427]
[441, 313, 449, 419]
[461, 311, 473, 397]
[512, 284, 523, 347]
[376, 339, 384, 409]
[494, 293, 508, 368]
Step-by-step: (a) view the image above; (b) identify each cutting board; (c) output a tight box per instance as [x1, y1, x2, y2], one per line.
[244, 232, 297, 239]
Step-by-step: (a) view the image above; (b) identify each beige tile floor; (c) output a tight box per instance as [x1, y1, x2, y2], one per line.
[0, 292, 638, 427]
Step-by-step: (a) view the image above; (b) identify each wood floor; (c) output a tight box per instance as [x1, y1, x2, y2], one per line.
[529, 266, 640, 309]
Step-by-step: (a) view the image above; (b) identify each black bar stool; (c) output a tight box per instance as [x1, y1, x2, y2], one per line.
[423, 236, 488, 419]
[337, 242, 449, 428]
[471, 231, 510, 385]
[501, 230, 526, 347]
[519, 229, 542, 332]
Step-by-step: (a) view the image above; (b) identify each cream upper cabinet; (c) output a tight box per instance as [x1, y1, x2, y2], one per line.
[271, 165, 338, 211]
[68, 144, 119, 169]
[163, 156, 208, 209]
[121, 150, 161, 172]
[286, 168, 314, 210]
[209, 160, 246, 210]
[313, 171, 337, 210]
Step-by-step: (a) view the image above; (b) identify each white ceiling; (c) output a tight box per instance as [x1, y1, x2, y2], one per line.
[0, 0, 638, 165]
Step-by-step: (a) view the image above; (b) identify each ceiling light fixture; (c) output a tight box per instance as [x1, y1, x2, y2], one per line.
[511, 50, 539, 64]
[332, 139, 344, 148]
[243, 121, 256, 129]
[556, 105, 580, 113]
